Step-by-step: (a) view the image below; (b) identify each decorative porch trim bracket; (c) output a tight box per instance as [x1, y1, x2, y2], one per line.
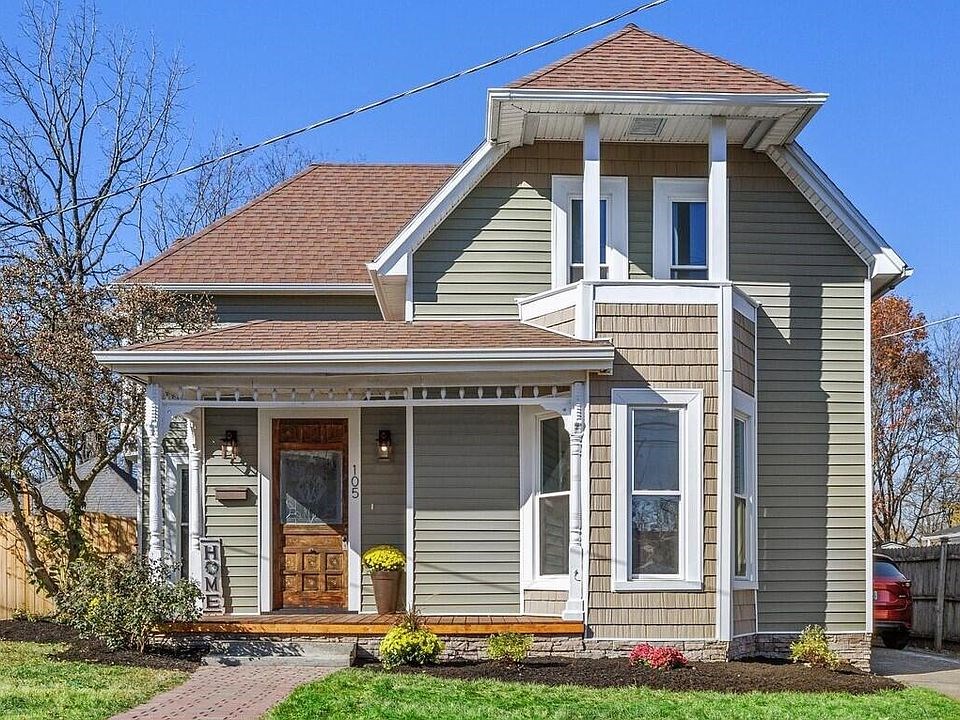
[561, 380, 587, 620]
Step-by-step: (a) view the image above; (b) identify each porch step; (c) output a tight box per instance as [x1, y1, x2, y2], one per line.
[201, 639, 355, 667]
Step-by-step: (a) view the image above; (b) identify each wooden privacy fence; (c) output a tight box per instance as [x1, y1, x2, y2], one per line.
[883, 544, 960, 648]
[0, 513, 137, 619]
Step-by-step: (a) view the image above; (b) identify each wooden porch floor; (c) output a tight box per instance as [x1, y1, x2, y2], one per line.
[164, 613, 583, 637]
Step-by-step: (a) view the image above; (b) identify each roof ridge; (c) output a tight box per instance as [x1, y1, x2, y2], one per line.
[623, 24, 805, 93]
[308, 162, 460, 168]
[122, 164, 321, 283]
[510, 23, 807, 93]
[511, 25, 634, 88]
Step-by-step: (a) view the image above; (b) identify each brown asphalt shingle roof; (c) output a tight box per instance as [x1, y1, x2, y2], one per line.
[123, 163, 457, 285]
[125, 320, 604, 352]
[509, 24, 808, 94]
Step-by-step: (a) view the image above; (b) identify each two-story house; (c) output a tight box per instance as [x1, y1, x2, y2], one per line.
[97, 25, 910, 665]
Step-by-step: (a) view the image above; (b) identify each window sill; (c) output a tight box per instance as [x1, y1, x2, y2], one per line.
[612, 578, 703, 592]
[733, 578, 758, 591]
[526, 577, 569, 592]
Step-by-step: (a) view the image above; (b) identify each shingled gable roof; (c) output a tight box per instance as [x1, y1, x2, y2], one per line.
[508, 24, 808, 94]
[122, 163, 456, 286]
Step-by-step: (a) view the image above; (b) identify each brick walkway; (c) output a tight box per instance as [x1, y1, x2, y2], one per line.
[112, 665, 332, 720]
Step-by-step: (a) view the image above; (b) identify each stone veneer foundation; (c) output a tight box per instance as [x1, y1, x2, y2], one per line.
[166, 631, 874, 671]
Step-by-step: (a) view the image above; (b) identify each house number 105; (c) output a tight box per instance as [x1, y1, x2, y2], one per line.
[350, 466, 360, 499]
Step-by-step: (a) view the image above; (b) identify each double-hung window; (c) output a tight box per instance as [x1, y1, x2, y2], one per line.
[612, 388, 703, 591]
[653, 178, 709, 280]
[732, 391, 757, 585]
[521, 410, 572, 590]
[551, 176, 629, 287]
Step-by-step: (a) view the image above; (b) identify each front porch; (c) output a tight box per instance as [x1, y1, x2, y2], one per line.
[165, 612, 583, 637]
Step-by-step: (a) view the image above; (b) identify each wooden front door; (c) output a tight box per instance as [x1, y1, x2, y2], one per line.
[273, 418, 348, 609]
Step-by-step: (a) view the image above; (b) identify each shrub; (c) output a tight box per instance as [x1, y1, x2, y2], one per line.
[488, 632, 533, 666]
[57, 555, 201, 652]
[629, 643, 688, 670]
[790, 625, 842, 669]
[362, 545, 405, 572]
[379, 606, 444, 669]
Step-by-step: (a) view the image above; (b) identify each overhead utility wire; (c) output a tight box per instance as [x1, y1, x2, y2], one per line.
[877, 313, 960, 340]
[6, 0, 671, 230]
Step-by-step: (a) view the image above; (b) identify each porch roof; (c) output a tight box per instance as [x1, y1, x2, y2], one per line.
[95, 320, 614, 377]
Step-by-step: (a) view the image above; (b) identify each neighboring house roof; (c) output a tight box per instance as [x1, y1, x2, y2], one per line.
[508, 24, 808, 94]
[122, 163, 456, 287]
[0, 459, 138, 519]
[924, 524, 960, 539]
[124, 320, 603, 352]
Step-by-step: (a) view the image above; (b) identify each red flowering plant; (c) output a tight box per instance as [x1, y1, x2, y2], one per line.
[629, 643, 689, 670]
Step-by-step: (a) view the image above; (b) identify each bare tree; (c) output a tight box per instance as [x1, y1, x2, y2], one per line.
[0, 1, 213, 597]
[147, 135, 313, 251]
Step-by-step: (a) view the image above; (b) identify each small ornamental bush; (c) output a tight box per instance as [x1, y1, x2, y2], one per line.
[379, 605, 444, 669]
[488, 632, 533, 666]
[362, 545, 405, 572]
[790, 625, 842, 670]
[57, 555, 201, 652]
[629, 643, 688, 670]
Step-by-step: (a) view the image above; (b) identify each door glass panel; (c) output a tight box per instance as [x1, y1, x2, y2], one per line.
[280, 450, 343, 524]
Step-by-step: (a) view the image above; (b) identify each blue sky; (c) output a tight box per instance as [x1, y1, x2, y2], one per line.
[4, 1, 959, 317]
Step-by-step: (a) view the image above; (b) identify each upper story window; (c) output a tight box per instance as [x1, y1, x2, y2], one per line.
[653, 178, 708, 280]
[551, 176, 628, 288]
[611, 387, 703, 592]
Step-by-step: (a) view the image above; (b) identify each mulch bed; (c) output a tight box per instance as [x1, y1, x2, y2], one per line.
[366, 657, 902, 694]
[0, 619, 201, 672]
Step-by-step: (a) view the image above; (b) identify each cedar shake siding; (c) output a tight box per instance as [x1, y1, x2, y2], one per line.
[527, 306, 576, 336]
[360, 406, 406, 613]
[589, 303, 718, 639]
[413, 406, 521, 614]
[733, 311, 756, 397]
[729, 148, 868, 633]
[524, 589, 568, 616]
[203, 408, 260, 614]
[734, 589, 757, 636]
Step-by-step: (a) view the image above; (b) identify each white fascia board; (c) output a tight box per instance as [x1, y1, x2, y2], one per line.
[767, 143, 910, 292]
[369, 141, 511, 277]
[145, 283, 374, 295]
[95, 347, 615, 376]
[488, 88, 829, 108]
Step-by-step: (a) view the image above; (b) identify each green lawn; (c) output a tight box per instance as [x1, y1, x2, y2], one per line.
[0, 641, 187, 720]
[266, 668, 960, 720]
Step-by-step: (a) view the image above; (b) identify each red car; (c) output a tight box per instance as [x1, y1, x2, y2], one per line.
[874, 553, 913, 649]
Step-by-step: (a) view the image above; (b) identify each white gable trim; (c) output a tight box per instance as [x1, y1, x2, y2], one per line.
[368, 140, 511, 277]
[765, 143, 910, 294]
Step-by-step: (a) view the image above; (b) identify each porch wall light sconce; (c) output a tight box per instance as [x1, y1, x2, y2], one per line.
[376, 429, 393, 461]
[220, 430, 239, 461]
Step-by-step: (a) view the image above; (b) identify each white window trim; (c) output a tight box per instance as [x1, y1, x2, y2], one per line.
[551, 175, 628, 288]
[611, 388, 703, 592]
[733, 388, 758, 589]
[520, 407, 570, 591]
[653, 177, 709, 280]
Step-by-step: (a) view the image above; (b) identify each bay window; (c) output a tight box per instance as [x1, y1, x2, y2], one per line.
[612, 388, 703, 591]
[732, 391, 757, 585]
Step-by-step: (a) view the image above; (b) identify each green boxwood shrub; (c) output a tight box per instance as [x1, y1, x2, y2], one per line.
[58, 555, 201, 652]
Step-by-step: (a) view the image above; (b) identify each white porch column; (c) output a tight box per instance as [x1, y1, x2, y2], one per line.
[184, 412, 203, 588]
[562, 381, 587, 620]
[708, 116, 729, 281]
[144, 384, 165, 562]
[582, 114, 601, 281]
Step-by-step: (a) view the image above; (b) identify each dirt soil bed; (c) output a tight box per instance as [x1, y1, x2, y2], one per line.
[367, 657, 902, 694]
[0, 619, 201, 672]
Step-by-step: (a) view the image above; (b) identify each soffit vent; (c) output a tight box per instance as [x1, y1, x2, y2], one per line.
[626, 117, 665, 138]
